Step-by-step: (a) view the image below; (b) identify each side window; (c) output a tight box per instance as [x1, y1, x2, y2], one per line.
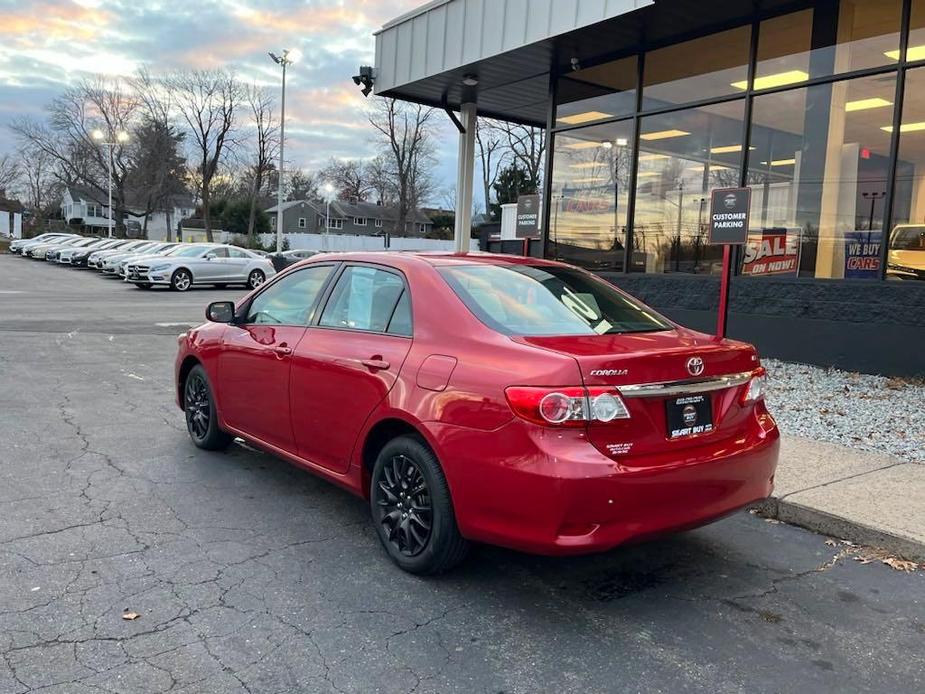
[319, 266, 406, 333]
[206, 247, 229, 259]
[244, 265, 334, 325]
[387, 290, 413, 337]
[227, 248, 249, 259]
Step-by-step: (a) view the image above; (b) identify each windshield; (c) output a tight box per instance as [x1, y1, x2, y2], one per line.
[892, 227, 925, 251]
[439, 264, 672, 336]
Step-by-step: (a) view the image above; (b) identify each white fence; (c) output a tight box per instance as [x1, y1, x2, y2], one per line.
[252, 232, 478, 253]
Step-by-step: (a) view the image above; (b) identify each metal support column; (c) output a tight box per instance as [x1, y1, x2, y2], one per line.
[453, 102, 477, 253]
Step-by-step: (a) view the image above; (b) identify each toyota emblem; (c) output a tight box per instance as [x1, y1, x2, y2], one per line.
[686, 357, 705, 376]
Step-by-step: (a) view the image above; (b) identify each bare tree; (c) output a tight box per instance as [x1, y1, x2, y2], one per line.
[16, 146, 59, 225]
[320, 158, 370, 201]
[492, 121, 546, 190]
[242, 84, 279, 244]
[168, 69, 243, 241]
[475, 119, 507, 219]
[363, 154, 395, 206]
[368, 98, 436, 236]
[0, 155, 18, 197]
[12, 77, 140, 233]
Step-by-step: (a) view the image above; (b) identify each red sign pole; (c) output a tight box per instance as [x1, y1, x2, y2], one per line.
[717, 244, 732, 338]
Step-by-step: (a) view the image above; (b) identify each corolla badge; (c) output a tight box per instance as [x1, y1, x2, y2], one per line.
[686, 357, 705, 376]
[590, 369, 629, 377]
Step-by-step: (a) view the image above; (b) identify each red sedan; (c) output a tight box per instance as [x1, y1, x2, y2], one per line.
[175, 253, 779, 574]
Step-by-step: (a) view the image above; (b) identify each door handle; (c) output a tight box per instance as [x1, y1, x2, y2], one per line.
[273, 344, 292, 358]
[361, 358, 390, 371]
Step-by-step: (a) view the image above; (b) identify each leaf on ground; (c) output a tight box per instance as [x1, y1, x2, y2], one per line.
[825, 539, 838, 546]
[122, 611, 141, 621]
[883, 557, 919, 573]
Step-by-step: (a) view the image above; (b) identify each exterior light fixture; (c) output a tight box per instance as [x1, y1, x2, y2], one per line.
[462, 74, 479, 87]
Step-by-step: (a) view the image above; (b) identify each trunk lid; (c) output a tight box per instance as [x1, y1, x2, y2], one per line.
[512, 328, 760, 463]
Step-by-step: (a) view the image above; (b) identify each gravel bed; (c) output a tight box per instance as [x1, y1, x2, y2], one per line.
[763, 358, 924, 464]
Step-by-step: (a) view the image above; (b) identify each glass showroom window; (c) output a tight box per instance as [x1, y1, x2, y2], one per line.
[889, 66, 925, 282]
[556, 56, 637, 128]
[642, 26, 750, 110]
[632, 101, 745, 275]
[751, 2, 901, 92]
[549, 120, 634, 271]
[748, 74, 896, 280]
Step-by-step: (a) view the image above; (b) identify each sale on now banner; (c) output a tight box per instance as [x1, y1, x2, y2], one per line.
[741, 229, 801, 277]
[844, 230, 882, 279]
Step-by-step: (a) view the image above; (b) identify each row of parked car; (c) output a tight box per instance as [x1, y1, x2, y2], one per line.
[8, 232, 320, 291]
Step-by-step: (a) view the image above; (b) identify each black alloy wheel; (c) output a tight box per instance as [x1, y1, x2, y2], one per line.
[247, 269, 266, 289]
[183, 365, 231, 450]
[377, 454, 433, 557]
[371, 436, 469, 574]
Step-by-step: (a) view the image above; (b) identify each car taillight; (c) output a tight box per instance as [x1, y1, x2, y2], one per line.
[741, 367, 767, 404]
[505, 386, 630, 427]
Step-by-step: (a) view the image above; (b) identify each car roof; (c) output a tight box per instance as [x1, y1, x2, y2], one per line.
[300, 251, 565, 271]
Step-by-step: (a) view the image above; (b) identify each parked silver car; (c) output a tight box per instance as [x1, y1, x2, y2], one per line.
[125, 244, 276, 291]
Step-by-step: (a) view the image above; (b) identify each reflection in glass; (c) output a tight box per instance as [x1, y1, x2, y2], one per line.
[557, 56, 637, 126]
[632, 101, 745, 275]
[752, 2, 901, 92]
[748, 74, 896, 279]
[549, 121, 634, 270]
[642, 26, 750, 109]
[889, 66, 925, 281]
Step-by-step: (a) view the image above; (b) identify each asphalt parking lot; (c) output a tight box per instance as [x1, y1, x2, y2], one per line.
[1, 254, 923, 694]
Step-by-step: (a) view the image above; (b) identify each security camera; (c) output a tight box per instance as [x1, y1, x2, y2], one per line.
[353, 66, 375, 97]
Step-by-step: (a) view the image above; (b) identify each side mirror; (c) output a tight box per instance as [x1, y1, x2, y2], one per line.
[204, 253, 215, 260]
[207, 301, 235, 323]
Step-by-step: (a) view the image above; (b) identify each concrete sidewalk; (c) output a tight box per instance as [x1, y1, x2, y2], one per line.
[755, 435, 925, 562]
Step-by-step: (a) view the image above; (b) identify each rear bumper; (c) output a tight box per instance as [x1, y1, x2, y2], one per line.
[429, 415, 779, 556]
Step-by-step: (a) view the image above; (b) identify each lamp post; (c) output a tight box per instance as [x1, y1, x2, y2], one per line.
[91, 128, 129, 238]
[269, 48, 302, 253]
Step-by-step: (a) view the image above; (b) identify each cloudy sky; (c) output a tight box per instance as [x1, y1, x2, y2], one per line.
[0, 0, 463, 205]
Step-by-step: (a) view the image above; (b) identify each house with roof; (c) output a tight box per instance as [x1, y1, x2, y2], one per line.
[61, 187, 195, 239]
[266, 198, 434, 238]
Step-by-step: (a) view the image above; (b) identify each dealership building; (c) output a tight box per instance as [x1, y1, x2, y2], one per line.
[372, 0, 925, 376]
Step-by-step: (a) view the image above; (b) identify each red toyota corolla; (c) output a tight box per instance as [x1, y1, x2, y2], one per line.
[175, 252, 779, 574]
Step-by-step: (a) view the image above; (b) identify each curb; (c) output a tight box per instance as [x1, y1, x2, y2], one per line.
[753, 496, 925, 564]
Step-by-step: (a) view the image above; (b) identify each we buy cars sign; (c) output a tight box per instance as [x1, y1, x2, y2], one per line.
[741, 229, 802, 277]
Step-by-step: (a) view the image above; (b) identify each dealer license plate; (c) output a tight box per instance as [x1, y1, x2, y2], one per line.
[665, 394, 714, 439]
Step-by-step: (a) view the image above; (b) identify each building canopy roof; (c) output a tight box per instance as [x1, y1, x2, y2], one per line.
[373, 0, 802, 125]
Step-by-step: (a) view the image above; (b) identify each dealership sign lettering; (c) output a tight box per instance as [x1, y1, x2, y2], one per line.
[844, 230, 882, 279]
[741, 230, 801, 277]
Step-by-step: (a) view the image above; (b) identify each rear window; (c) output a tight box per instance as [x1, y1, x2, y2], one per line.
[439, 264, 671, 336]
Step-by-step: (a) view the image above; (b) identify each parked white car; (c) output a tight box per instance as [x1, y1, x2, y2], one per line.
[125, 244, 276, 291]
[97, 241, 176, 275]
[87, 240, 155, 269]
[10, 233, 77, 255]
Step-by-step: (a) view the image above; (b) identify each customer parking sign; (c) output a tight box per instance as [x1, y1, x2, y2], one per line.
[708, 188, 751, 245]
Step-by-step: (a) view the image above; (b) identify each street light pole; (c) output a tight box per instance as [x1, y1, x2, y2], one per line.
[269, 48, 301, 254]
[105, 147, 113, 238]
[91, 129, 128, 238]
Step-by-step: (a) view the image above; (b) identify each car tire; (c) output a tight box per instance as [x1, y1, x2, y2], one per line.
[370, 435, 469, 575]
[247, 269, 265, 289]
[171, 268, 193, 292]
[135, 282, 152, 290]
[183, 365, 232, 451]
